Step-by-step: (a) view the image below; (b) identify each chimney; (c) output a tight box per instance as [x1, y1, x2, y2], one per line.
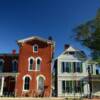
[64, 44, 69, 50]
[48, 36, 53, 41]
[12, 49, 16, 54]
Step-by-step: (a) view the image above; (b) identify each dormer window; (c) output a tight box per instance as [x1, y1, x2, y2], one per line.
[68, 52, 75, 55]
[33, 44, 38, 53]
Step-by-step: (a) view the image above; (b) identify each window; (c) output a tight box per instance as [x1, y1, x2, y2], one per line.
[68, 51, 75, 55]
[36, 58, 41, 71]
[72, 62, 83, 73]
[61, 62, 71, 73]
[33, 44, 38, 52]
[62, 80, 83, 94]
[24, 77, 30, 91]
[76, 62, 83, 73]
[62, 81, 72, 93]
[73, 81, 84, 93]
[0, 60, 4, 72]
[28, 57, 34, 71]
[12, 60, 18, 72]
[37, 75, 45, 92]
[88, 65, 93, 74]
[66, 62, 71, 73]
[38, 77, 44, 91]
[96, 69, 99, 75]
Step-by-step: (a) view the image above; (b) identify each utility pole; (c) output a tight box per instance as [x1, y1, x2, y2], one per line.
[87, 66, 92, 99]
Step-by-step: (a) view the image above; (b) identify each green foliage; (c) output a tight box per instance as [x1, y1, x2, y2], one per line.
[74, 8, 100, 63]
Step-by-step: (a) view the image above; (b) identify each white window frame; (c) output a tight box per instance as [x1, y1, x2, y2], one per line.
[23, 74, 32, 92]
[36, 57, 42, 71]
[33, 44, 38, 53]
[28, 57, 35, 71]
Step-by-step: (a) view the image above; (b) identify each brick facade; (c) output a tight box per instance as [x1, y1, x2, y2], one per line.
[0, 36, 54, 97]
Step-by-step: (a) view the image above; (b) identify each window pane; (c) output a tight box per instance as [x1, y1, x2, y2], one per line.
[62, 81, 65, 93]
[66, 81, 70, 93]
[37, 59, 41, 70]
[34, 45, 38, 52]
[30, 59, 33, 64]
[24, 77, 30, 90]
[29, 59, 34, 70]
[38, 77, 44, 91]
[77, 62, 81, 72]
[37, 59, 40, 64]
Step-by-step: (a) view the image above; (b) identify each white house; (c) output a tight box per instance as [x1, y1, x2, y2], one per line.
[54, 44, 100, 98]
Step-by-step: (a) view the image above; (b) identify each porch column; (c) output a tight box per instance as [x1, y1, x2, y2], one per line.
[0, 77, 5, 96]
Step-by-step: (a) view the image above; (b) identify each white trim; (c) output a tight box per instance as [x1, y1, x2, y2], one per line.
[0, 77, 5, 96]
[22, 74, 32, 92]
[28, 56, 35, 71]
[17, 36, 54, 44]
[23, 74, 32, 80]
[36, 57, 42, 71]
[33, 44, 38, 53]
[36, 74, 46, 90]
[36, 74, 46, 80]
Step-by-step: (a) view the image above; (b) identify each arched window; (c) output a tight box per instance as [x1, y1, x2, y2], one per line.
[0, 59, 4, 72]
[36, 57, 42, 71]
[38, 77, 44, 91]
[28, 57, 34, 71]
[23, 77, 30, 91]
[37, 75, 45, 92]
[12, 60, 18, 72]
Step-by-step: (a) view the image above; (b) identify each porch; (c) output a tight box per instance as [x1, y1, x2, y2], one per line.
[0, 73, 18, 97]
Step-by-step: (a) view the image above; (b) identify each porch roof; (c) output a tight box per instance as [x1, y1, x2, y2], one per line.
[0, 72, 18, 77]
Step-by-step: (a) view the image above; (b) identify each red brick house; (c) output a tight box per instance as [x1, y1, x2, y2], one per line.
[0, 36, 55, 97]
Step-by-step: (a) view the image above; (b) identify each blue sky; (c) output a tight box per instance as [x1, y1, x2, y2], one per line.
[0, 0, 100, 57]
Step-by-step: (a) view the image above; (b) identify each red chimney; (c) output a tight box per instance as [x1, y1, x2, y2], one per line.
[12, 49, 16, 54]
[64, 44, 70, 50]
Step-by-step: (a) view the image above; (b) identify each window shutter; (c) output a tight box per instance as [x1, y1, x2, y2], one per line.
[62, 81, 65, 93]
[69, 81, 72, 93]
[66, 62, 69, 72]
[80, 62, 83, 73]
[61, 62, 65, 73]
[69, 62, 72, 73]
[71, 62, 73, 73]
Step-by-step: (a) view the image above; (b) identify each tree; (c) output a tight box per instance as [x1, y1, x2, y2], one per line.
[74, 8, 100, 63]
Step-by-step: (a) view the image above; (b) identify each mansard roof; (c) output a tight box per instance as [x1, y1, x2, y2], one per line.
[17, 36, 55, 45]
[0, 53, 18, 57]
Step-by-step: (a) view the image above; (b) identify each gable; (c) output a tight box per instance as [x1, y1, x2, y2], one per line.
[17, 36, 54, 45]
